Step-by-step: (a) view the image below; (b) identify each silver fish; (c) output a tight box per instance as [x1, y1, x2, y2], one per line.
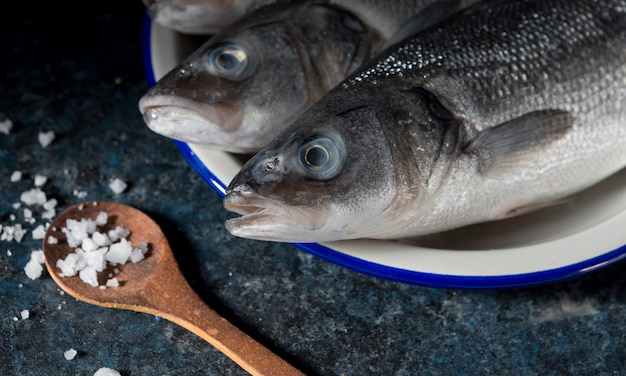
[139, 0, 478, 153]
[143, 0, 276, 35]
[223, 0, 626, 243]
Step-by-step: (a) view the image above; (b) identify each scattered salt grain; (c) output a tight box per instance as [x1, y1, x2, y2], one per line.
[7, 250, 12, 256]
[73, 189, 88, 198]
[20, 188, 47, 206]
[38, 130, 55, 148]
[10, 170, 22, 182]
[47, 235, 58, 244]
[2, 224, 26, 242]
[24, 250, 45, 279]
[105, 277, 119, 287]
[31, 224, 46, 240]
[20, 310, 30, 320]
[108, 178, 127, 195]
[34, 174, 47, 187]
[64, 348, 77, 360]
[94, 367, 121, 376]
[0, 119, 13, 134]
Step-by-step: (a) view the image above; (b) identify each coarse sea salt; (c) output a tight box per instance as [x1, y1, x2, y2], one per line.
[53, 209, 149, 288]
[37, 130, 55, 148]
[20, 188, 47, 206]
[31, 224, 47, 240]
[0, 118, 13, 134]
[10, 170, 22, 182]
[94, 367, 121, 376]
[64, 348, 77, 360]
[108, 178, 127, 195]
[34, 174, 47, 187]
[24, 250, 45, 279]
[20, 309, 30, 320]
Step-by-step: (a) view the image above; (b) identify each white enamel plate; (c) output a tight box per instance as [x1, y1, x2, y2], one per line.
[141, 16, 626, 289]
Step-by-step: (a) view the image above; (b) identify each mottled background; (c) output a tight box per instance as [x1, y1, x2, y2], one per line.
[1, 2, 625, 375]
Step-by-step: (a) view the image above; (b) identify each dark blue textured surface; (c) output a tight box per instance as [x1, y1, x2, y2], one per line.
[2, 2, 626, 376]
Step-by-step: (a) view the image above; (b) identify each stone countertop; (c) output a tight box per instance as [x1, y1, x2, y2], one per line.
[1, 3, 626, 376]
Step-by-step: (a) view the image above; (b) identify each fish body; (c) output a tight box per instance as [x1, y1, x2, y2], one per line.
[143, 0, 277, 35]
[223, 0, 626, 242]
[139, 0, 478, 152]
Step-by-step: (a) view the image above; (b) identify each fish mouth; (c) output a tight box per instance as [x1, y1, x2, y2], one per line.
[223, 186, 324, 242]
[138, 94, 244, 144]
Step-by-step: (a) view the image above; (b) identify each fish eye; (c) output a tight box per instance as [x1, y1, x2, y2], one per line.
[298, 137, 345, 180]
[207, 43, 250, 80]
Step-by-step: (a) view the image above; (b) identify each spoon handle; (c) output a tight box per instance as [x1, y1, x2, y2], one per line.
[140, 268, 305, 376]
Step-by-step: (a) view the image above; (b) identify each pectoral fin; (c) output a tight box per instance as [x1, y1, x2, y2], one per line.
[464, 109, 574, 177]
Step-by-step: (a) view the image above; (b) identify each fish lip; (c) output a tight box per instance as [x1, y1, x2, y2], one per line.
[223, 189, 320, 240]
[224, 189, 294, 219]
[139, 94, 244, 136]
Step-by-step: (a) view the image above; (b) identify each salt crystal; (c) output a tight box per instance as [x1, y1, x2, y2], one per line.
[0, 119, 13, 134]
[105, 238, 132, 265]
[20, 188, 47, 206]
[6, 250, 12, 256]
[64, 348, 77, 360]
[31, 224, 46, 240]
[43, 198, 57, 210]
[95, 211, 108, 225]
[136, 242, 149, 253]
[92, 231, 111, 246]
[105, 277, 119, 287]
[94, 367, 121, 376]
[34, 174, 47, 187]
[13, 224, 26, 243]
[108, 178, 127, 194]
[20, 310, 29, 320]
[73, 190, 88, 198]
[57, 253, 80, 277]
[24, 250, 45, 279]
[107, 226, 130, 242]
[81, 237, 98, 252]
[79, 266, 99, 287]
[47, 235, 58, 244]
[89, 248, 108, 270]
[38, 130, 55, 148]
[10, 170, 22, 182]
[129, 248, 145, 263]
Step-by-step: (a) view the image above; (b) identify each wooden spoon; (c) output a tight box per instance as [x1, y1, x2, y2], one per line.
[43, 201, 304, 376]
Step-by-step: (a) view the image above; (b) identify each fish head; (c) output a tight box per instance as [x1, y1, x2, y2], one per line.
[223, 84, 434, 242]
[139, 2, 374, 153]
[224, 81, 464, 242]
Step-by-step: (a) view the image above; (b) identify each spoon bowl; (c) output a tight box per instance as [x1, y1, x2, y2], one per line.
[43, 201, 303, 376]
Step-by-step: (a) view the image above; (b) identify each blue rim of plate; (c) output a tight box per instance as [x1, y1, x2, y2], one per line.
[140, 13, 626, 289]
